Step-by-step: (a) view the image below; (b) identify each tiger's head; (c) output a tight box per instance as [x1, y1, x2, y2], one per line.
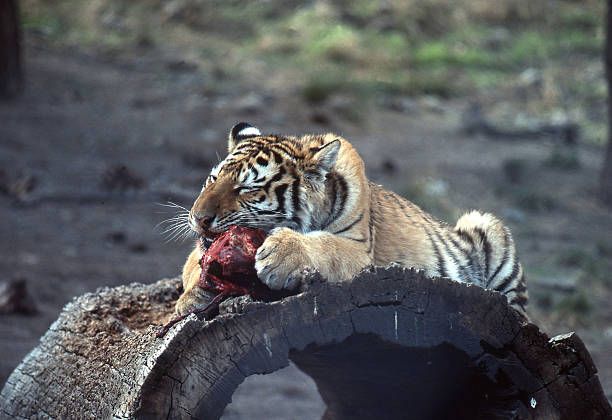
[188, 123, 341, 248]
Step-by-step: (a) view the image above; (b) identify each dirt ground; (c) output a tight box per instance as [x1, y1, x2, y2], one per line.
[1, 37, 611, 417]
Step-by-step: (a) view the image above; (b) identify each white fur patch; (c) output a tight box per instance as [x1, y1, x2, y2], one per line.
[238, 126, 261, 137]
[305, 231, 327, 238]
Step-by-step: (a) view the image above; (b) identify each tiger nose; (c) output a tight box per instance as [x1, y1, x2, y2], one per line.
[194, 215, 214, 230]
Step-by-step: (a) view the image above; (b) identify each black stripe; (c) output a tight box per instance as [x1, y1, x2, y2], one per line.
[231, 150, 249, 158]
[365, 185, 379, 255]
[271, 150, 283, 164]
[428, 229, 470, 283]
[248, 164, 259, 179]
[509, 294, 528, 308]
[262, 166, 285, 193]
[506, 274, 526, 293]
[256, 157, 268, 166]
[235, 140, 264, 151]
[258, 209, 280, 216]
[304, 169, 321, 181]
[335, 175, 349, 220]
[447, 232, 472, 256]
[437, 231, 469, 283]
[321, 174, 348, 230]
[423, 226, 447, 278]
[386, 191, 410, 217]
[474, 228, 492, 280]
[456, 229, 475, 248]
[386, 190, 421, 229]
[234, 141, 253, 151]
[346, 237, 367, 243]
[397, 194, 462, 281]
[366, 202, 375, 254]
[233, 146, 260, 156]
[384, 191, 456, 277]
[274, 184, 288, 214]
[320, 176, 337, 230]
[397, 195, 447, 277]
[234, 186, 252, 194]
[505, 282, 527, 295]
[494, 259, 520, 293]
[291, 176, 300, 214]
[272, 143, 294, 157]
[446, 232, 481, 282]
[332, 212, 363, 234]
[487, 228, 510, 286]
[447, 230, 487, 285]
[291, 176, 301, 230]
[242, 202, 258, 212]
[430, 233, 448, 278]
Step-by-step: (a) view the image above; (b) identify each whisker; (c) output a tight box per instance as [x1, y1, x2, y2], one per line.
[161, 224, 188, 236]
[155, 215, 189, 231]
[156, 210, 193, 243]
[154, 201, 191, 235]
[164, 224, 195, 243]
[156, 201, 190, 211]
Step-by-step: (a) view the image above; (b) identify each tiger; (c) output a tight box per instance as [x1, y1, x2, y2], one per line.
[176, 122, 527, 317]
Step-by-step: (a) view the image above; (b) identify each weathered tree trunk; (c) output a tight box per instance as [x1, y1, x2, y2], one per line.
[1, 266, 610, 419]
[0, 0, 23, 99]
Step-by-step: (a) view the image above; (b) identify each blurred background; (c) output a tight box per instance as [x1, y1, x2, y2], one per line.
[0, 0, 611, 416]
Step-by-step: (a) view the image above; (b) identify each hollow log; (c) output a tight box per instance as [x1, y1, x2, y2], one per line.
[1, 265, 610, 419]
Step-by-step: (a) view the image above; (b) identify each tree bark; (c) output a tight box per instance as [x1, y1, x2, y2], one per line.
[0, 266, 610, 419]
[603, 0, 612, 205]
[0, 0, 23, 99]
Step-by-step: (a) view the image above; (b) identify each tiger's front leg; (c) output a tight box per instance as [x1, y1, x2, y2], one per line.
[255, 227, 372, 290]
[175, 247, 208, 316]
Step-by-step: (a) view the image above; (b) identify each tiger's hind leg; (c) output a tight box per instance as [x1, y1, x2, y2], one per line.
[454, 210, 528, 314]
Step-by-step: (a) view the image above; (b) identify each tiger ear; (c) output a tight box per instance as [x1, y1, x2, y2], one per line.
[228, 122, 261, 152]
[313, 139, 341, 172]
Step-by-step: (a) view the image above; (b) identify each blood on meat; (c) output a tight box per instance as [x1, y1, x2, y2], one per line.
[158, 226, 287, 337]
[198, 225, 269, 300]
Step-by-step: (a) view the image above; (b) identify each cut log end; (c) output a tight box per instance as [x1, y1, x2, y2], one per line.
[1, 266, 610, 420]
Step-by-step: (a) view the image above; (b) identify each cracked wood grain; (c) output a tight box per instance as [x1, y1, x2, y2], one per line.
[0, 266, 610, 419]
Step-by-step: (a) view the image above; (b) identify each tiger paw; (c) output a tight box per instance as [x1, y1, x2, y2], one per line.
[255, 227, 313, 291]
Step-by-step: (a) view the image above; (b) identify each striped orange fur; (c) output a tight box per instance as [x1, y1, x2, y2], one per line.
[176, 123, 527, 316]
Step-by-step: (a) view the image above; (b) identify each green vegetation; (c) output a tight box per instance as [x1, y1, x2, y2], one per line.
[21, 15, 63, 37]
[19, 0, 607, 135]
[21, 1, 604, 93]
